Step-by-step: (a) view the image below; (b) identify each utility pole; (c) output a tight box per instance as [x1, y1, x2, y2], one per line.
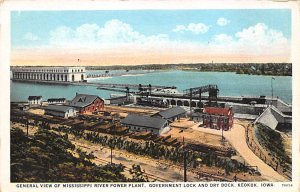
[110, 146, 113, 165]
[271, 77, 275, 106]
[26, 120, 29, 137]
[190, 88, 192, 114]
[183, 136, 187, 182]
[221, 125, 224, 143]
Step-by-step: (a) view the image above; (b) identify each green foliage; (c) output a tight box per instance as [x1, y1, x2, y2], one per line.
[255, 124, 291, 164]
[86, 63, 292, 76]
[56, 126, 248, 174]
[129, 164, 149, 182]
[10, 128, 128, 182]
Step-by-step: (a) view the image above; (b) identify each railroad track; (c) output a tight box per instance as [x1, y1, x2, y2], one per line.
[92, 156, 171, 182]
[75, 143, 239, 182]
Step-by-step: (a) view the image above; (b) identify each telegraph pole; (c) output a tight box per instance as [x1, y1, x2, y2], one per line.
[271, 77, 275, 99]
[110, 146, 113, 164]
[183, 136, 187, 182]
[26, 120, 29, 137]
[271, 77, 275, 106]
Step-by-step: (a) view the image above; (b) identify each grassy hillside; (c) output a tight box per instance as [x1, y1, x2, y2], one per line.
[10, 127, 146, 182]
[255, 124, 291, 165]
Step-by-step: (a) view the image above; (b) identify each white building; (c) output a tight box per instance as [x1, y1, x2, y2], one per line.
[12, 66, 86, 82]
[44, 105, 76, 118]
[28, 96, 42, 105]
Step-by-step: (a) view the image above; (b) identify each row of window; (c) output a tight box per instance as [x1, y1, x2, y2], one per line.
[13, 73, 69, 81]
[203, 116, 228, 123]
[13, 68, 84, 73]
[129, 126, 154, 133]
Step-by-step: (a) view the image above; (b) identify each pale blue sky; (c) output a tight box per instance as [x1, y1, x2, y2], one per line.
[11, 9, 291, 48]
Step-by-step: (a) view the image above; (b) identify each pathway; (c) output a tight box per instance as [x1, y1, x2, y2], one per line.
[191, 122, 287, 182]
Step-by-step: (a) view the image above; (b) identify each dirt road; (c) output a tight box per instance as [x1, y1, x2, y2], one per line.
[191, 123, 287, 182]
[71, 138, 202, 182]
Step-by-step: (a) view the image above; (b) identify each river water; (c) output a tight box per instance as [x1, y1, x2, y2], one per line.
[10, 70, 292, 104]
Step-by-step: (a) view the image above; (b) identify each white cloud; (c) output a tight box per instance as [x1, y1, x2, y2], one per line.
[235, 23, 288, 46]
[173, 25, 186, 33]
[173, 23, 209, 34]
[23, 32, 40, 41]
[217, 17, 230, 26]
[46, 21, 289, 61]
[210, 23, 289, 57]
[213, 34, 233, 44]
[49, 19, 169, 48]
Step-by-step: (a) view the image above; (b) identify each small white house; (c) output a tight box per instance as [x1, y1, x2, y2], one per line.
[44, 105, 76, 118]
[28, 96, 42, 105]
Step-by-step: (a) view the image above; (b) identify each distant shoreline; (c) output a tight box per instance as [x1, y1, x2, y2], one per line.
[10, 63, 292, 76]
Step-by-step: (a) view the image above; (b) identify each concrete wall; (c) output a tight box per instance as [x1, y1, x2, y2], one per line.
[225, 103, 265, 115]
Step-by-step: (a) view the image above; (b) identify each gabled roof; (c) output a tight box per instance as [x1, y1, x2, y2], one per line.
[28, 96, 42, 100]
[156, 106, 187, 119]
[255, 105, 291, 130]
[121, 114, 168, 130]
[44, 105, 74, 113]
[204, 107, 232, 116]
[255, 107, 278, 130]
[70, 94, 103, 108]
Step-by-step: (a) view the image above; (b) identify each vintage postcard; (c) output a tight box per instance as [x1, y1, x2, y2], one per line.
[0, 0, 299, 192]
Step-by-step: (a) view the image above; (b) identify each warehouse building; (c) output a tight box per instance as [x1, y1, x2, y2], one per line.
[121, 114, 169, 135]
[44, 105, 76, 118]
[70, 93, 104, 114]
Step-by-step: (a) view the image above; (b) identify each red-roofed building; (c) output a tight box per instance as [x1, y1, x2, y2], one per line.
[202, 106, 234, 131]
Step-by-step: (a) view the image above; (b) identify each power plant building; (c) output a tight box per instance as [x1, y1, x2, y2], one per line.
[11, 66, 86, 82]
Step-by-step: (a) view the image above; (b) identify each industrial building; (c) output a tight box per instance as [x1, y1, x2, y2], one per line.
[70, 93, 105, 114]
[44, 105, 76, 118]
[121, 114, 169, 135]
[11, 66, 86, 82]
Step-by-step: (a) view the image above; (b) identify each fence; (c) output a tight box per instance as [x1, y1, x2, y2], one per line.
[245, 124, 291, 180]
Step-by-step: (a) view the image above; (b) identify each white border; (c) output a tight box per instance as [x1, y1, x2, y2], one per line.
[1, 1, 299, 192]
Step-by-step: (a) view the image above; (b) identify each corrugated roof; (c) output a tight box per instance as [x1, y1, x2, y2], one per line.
[157, 106, 187, 119]
[121, 114, 168, 130]
[44, 105, 74, 113]
[70, 94, 103, 108]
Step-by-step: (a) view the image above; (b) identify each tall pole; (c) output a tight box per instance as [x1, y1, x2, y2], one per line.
[190, 88, 192, 114]
[271, 77, 274, 100]
[110, 146, 113, 165]
[26, 120, 29, 137]
[183, 136, 187, 182]
[271, 77, 275, 106]
[221, 125, 224, 142]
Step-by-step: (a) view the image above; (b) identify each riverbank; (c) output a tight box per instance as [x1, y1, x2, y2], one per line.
[85, 63, 292, 76]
